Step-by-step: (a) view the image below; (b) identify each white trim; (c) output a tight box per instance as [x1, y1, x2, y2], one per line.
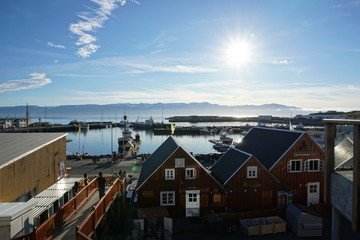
[165, 168, 175, 180]
[185, 168, 196, 179]
[175, 158, 185, 168]
[288, 159, 303, 172]
[247, 166, 258, 178]
[305, 159, 322, 172]
[269, 132, 305, 171]
[160, 191, 175, 206]
[135, 145, 180, 191]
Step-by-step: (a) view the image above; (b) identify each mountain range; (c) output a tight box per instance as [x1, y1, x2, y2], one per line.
[0, 102, 310, 120]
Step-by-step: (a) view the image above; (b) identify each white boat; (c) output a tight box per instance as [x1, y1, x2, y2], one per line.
[118, 115, 141, 158]
[209, 129, 235, 152]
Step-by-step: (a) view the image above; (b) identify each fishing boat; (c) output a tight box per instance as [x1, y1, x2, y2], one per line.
[133, 116, 155, 129]
[118, 115, 141, 158]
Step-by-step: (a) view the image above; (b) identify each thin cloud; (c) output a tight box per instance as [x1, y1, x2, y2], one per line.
[0, 73, 52, 92]
[270, 59, 289, 65]
[69, 0, 126, 58]
[47, 41, 66, 49]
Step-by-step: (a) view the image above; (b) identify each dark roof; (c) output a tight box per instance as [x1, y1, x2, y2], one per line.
[0, 133, 67, 168]
[235, 127, 304, 170]
[136, 136, 180, 190]
[210, 148, 251, 185]
[335, 137, 353, 170]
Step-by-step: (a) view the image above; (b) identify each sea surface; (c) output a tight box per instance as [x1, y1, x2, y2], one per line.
[66, 126, 246, 156]
[40, 116, 250, 155]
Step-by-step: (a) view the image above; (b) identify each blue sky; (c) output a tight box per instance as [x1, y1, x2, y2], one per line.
[0, 0, 360, 111]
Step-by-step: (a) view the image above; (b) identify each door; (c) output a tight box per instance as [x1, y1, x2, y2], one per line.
[307, 182, 320, 206]
[185, 190, 200, 217]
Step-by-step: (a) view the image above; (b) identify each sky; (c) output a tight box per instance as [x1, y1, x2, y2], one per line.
[0, 0, 360, 112]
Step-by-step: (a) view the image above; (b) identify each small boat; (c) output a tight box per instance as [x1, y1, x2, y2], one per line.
[209, 129, 235, 152]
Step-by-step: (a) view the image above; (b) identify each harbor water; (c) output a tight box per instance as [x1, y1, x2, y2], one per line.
[66, 126, 245, 155]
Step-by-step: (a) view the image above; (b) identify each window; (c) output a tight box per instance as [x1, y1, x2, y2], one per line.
[165, 169, 175, 180]
[188, 193, 198, 202]
[247, 166, 257, 178]
[175, 158, 185, 168]
[185, 168, 197, 179]
[288, 159, 302, 172]
[304, 159, 323, 172]
[160, 191, 175, 206]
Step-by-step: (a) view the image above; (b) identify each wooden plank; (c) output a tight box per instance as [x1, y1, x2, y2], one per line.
[352, 125, 360, 231]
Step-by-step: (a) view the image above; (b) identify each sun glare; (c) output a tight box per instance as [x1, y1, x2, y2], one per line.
[224, 40, 253, 67]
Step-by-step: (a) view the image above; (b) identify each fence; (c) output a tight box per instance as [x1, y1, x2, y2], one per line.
[75, 177, 126, 240]
[12, 177, 98, 240]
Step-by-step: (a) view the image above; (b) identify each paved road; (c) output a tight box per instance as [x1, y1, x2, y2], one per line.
[67, 158, 142, 179]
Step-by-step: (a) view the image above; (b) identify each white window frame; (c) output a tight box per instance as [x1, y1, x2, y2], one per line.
[304, 159, 323, 172]
[185, 168, 197, 179]
[247, 166, 257, 178]
[288, 159, 303, 172]
[175, 158, 185, 168]
[160, 191, 175, 206]
[165, 168, 175, 180]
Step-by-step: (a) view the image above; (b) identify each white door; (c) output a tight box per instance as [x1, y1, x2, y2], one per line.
[185, 190, 200, 217]
[307, 182, 320, 206]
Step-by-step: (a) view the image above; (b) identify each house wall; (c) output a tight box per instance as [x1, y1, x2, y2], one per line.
[137, 148, 222, 218]
[0, 136, 67, 202]
[225, 157, 279, 212]
[270, 134, 325, 205]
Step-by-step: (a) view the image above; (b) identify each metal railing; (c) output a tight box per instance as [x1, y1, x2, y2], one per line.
[76, 177, 126, 240]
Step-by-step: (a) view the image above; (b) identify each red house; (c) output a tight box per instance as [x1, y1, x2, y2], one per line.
[135, 136, 223, 218]
[210, 148, 280, 212]
[211, 127, 325, 210]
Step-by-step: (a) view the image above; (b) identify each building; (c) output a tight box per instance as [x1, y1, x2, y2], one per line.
[0, 133, 67, 202]
[135, 136, 223, 218]
[0, 118, 28, 129]
[230, 127, 325, 207]
[323, 119, 360, 240]
[210, 147, 280, 212]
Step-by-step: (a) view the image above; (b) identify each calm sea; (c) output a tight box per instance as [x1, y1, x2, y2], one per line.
[37, 116, 250, 155]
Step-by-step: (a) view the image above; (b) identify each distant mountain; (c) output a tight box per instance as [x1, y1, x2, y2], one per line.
[0, 102, 309, 121]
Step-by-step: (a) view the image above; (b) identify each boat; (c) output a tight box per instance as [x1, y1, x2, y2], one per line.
[118, 116, 141, 158]
[209, 129, 235, 152]
[133, 116, 155, 129]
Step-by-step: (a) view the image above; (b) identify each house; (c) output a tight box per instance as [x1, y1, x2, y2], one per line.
[210, 147, 280, 212]
[135, 136, 223, 218]
[232, 127, 325, 207]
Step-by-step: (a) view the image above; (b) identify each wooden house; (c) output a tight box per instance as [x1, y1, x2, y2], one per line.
[135, 136, 223, 218]
[227, 127, 325, 207]
[210, 148, 280, 212]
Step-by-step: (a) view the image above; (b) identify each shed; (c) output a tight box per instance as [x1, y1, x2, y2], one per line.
[0, 202, 35, 240]
[286, 203, 323, 237]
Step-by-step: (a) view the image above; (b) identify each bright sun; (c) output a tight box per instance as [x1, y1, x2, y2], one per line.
[224, 40, 253, 67]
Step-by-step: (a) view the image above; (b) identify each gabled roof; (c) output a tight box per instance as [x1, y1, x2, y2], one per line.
[136, 136, 180, 190]
[210, 148, 251, 185]
[235, 127, 304, 170]
[0, 133, 67, 168]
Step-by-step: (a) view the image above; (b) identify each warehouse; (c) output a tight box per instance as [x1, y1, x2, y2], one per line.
[0, 133, 68, 202]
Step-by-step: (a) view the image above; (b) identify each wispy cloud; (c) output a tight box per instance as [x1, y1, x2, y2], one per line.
[0, 73, 52, 92]
[47, 41, 66, 49]
[270, 59, 289, 65]
[69, 0, 126, 58]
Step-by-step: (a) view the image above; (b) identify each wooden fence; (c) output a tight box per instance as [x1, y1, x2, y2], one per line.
[75, 177, 126, 240]
[12, 177, 99, 240]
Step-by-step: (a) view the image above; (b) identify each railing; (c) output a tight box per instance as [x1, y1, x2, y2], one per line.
[12, 177, 98, 240]
[76, 177, 126, 240]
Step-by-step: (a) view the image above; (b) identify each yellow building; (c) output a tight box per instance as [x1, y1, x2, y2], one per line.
[0, 133, 67, 202]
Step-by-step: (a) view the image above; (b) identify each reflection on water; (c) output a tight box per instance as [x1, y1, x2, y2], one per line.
[66, 127, 245, 155]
